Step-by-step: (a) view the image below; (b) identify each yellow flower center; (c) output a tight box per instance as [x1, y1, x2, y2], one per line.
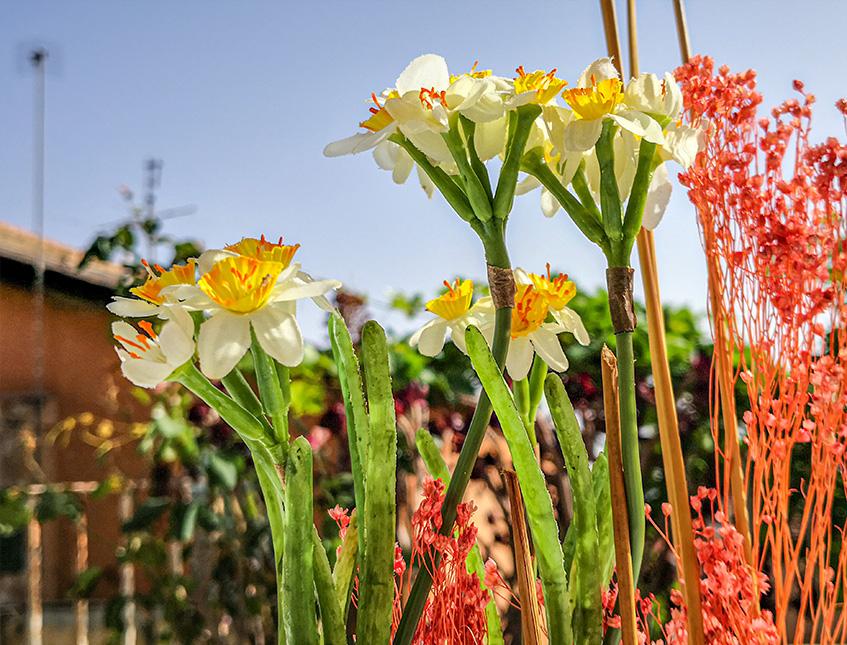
[130, 259, 197, 305]
[198, 256, 283, 314]
[360, 92, 398, 132]
[514, 66, 568, 105]
[529, 263, 577, 310]
[563, 77, 623, 120]
[226, 235, 300, 267]
[114, 320, 159, 360]
[449, 61, 492, 83]
[426, 279, 474, 321]
[511, 285, 548, 339]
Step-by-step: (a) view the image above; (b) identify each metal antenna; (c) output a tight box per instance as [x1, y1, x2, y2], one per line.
[29, 46, 47, 645]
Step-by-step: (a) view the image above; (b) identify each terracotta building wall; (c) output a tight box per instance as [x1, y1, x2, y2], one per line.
[0, 281, 147, 600]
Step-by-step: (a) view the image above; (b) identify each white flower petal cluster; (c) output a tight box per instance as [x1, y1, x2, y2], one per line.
[409, 268, 590, 381]
[107, 236, 341, 386]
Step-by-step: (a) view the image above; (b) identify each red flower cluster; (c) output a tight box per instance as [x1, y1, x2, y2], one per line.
[675, 56, 847, 643]
[392, 478, 493, 644]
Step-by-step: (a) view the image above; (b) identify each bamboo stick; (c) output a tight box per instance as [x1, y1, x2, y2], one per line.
[75, 512, 90, 645]
[672, 0, 755, 593]
[27, 504, 43, 645]
[503, 469, 544, 645]
[601, 347, 637, 645]
[599, 1, 706, 641]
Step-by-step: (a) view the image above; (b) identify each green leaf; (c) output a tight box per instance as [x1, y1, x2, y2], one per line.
[122, 497, 170, 533]
[207, 453, 239, 491]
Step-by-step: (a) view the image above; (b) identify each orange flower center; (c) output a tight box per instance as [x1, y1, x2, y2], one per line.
[130, 259, 197, 305]
[114, 320, 159, 360]
[198, 256, 283, 314]
[225, 235, 300, 267]
[511, 285, 548, 338]
[529, 264, 577, 310]
[514, 66, 568, 104]
[426, 279, 474, 321]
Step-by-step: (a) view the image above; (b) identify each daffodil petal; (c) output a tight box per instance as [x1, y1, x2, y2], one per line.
[107, 297, 159, 318]
[541, 188, 561, 217]
[642, 164, 673, 230]
[198, 311, 251, 380]
[609, 110, 665, 145]
[324, 129, 389, 157]
[157, 317, 195, 366]
[531, 328, 569, 372]
[392, 150, 414, 184]
[410, 319, 448, 357]
[396, 54, 449, 94]
[556, 308, 590, 346]
[121, 359, 174, 389]
[251, 305, 304, 367]
[564, 119, 603, 152]
[506, 337, 534, 381]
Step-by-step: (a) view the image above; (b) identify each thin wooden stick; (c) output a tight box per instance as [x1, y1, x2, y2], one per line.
[503, 469, 543, 645]
[76, 512, 90, 645]
[601, 2, 706, 642]
[27, 503, 43, 645]
[672, 0, 756, 595]
[601, 347, 637, 645]
[119, 488, 137, 645]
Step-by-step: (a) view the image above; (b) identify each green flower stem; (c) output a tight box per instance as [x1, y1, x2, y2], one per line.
[332, 511, 358, 623]
[466, 327, 572, 644]
[444, 115, 493, 221]
[175, 363, 267, 444]
[571, 163, 603, 222]
[459, 116, 494, 203]
[621, 141, 658, 248]
[220, 370, 274, 437]
[521, 151, 608, 251]
[312, 527, 346, 645]
[251, 332, 291, 455]
[251, 449, 287, 645]
[357, 321, 397, 644]
[388, 132, 476, 223]
[615, 330, 644, 584]
[595, 121, 623, 250]
[328, 312, 369, 516]
[494, 104, 542, 219]
[414, 429, 504, 645]
[526, 355, 548, 432]
[394, 306, 512, 645]
[283, 437, 317, 644]
[545, 375, 601, 644]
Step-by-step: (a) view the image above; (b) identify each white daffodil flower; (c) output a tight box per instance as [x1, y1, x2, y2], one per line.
[516, 266, 590, 345]
[180, 244, 340, 379]
[583, 132, 639, 203]
[505, 267, 589, 380]
[562, 57, 665, 153]
[410, 279, 494, 356]
[107, 259, 197, 321]
[623, 71, 703, 169]
[113, 307, 195, 388]
[641, 164, 674, 230]
[444, 66, 510, 124]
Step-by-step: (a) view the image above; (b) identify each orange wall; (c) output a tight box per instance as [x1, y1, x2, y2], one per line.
[0, 281, 147, 599]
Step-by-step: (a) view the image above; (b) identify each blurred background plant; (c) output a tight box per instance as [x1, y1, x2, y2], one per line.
[1, 212, 717, 642]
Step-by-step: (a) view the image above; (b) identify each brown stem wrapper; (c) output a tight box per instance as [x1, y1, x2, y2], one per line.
[487, 264, 516, 309]
[606, 266, 637, 334]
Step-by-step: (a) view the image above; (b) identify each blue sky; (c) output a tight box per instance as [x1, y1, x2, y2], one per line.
[3, 1, 846, 339]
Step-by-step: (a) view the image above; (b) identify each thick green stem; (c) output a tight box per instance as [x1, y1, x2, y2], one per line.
[595, 121, 623, 248]
[357, 321, 397, 644]
[459, 116, 494, 203]
[615, 331, 645, 584]
[526, 354, 548, 432]
[312, 527, 346, 645]
[444, 115, 493, 221]
[467, 327, 572, 644]
[621, 141, 658, 249]
[571, 163, 603, 222]
[546, 375, 601, 644]
[394, 249, 512, 645]
[328, 313, 369, 516]
[493, 104, 542, 219]
[283, 438, 317, 644]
